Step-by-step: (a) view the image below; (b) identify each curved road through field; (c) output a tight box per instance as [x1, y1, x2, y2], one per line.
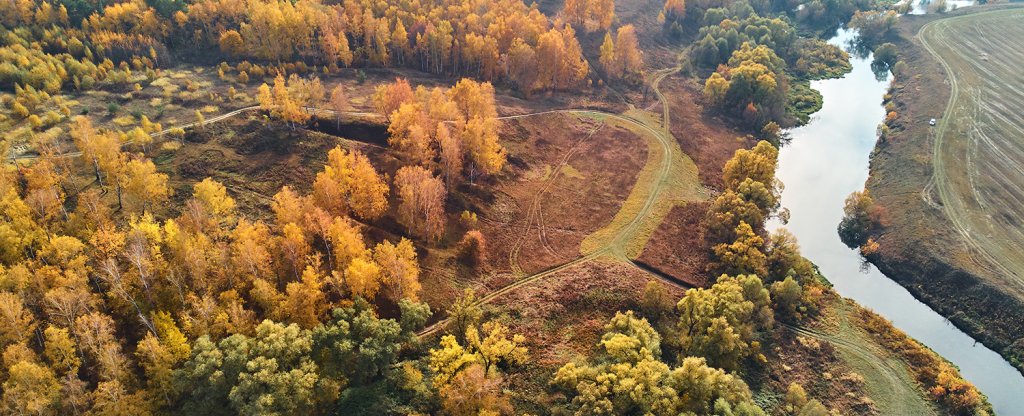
[419, 62, 699, 337]
[4, 61, 700, 338]
[9, 51, 945, 408]
[920, 9, 1024, 296]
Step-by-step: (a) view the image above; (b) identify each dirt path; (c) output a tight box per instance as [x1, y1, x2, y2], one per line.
[786, 301, 936, 416]
[419, 61, 707, 337]
[6, 61, 704, 338]
[919, 9, 1024, 296]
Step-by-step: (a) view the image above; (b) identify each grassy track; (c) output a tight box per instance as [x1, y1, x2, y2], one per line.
[787, 299, 936, 416]
[579, 66, 708, 259]
[920, 9, 1024, 297]
[419, 61, 707, 337]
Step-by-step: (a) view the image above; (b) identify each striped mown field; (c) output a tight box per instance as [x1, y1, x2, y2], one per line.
[922, 8, 1024, 298]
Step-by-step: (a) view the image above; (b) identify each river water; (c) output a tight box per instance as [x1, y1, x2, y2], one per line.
[768, 28, 1024, 414]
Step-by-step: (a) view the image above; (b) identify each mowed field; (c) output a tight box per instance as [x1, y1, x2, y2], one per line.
[921, 9, 1024, 298]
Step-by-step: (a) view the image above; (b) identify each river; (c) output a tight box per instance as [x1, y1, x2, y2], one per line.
[768, 28, 1024, 414]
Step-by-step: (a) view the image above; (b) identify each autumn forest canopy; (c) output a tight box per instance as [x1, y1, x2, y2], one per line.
[0, 0, 998, 414]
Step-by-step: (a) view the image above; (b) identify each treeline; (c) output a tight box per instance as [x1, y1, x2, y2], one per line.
[0, 0, 602, 98]
[0, 75, 511, 414]
[675, 0, 889, 129]
[552, 141, 828, 414]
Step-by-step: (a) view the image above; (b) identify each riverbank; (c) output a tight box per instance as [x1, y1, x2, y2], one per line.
[864, 4, 1024, 374]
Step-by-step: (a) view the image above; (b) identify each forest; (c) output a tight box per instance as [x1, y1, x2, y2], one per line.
[0, 0, 996, 414]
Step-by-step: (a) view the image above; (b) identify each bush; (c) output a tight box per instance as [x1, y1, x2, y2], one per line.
[107, 102, 120, 114]
[857, 308, 990, 414]
[837, 190, 885, 249]
[456, 230, 486, 267]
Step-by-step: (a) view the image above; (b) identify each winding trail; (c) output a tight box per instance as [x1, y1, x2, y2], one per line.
[6, 60, 700, 340]
[784, 301, 935, 415]
[919, 9, 1024, 292]
[419, 61, 703, 337]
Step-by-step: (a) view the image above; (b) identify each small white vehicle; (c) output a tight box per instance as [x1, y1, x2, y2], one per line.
[929, 118, 937, 126]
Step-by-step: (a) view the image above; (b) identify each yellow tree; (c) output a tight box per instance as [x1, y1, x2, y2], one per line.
[124, 158, 171, 213]
[0, 292, 36, 348]
[712, 221, 769, 277]
[325, 215, 368, 274]
[703, 72, 730, 106]
[394, 166, 447, 242]
[312, 146, 389, 221]
[271, 186, 309, 229]
[1, 360, 61, 415]
[722, 140, 778, 191]
[218, 30, 244, 56]
[614, 25, 643, 79]
[437, 123, 463, 188]
[372, 78, 415, 121]
[277, 222, 310, 280]
[387, 102, 435, 166]
[329, 84, 348, 128]
[43, 326, 80, 376]
[505, 38, 538, 94]
[599, 32, 618, 78]
[559, 25, 590, 88]
[439, 364, 512, 416]
[282, 266, 328, 328]
[193, 177, 236, 224]
[345, 257, 382, 300]
[257, 83, 274, 111]
[373, 238, 421, 301]
[535, 29, 566, 91]
[231, 219, 274, 281]
[448, 78, 498, 121]
[663, 0, 685, 21]
[461, 116, 506, 179]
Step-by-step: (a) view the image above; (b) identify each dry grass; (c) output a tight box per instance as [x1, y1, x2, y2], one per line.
[865, 5, 1024, 373]
[918, 8, 1024, 298]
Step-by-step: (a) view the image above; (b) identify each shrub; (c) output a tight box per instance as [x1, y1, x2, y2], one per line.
[456, 230, 486, 267]
[856, 309, 990, 414]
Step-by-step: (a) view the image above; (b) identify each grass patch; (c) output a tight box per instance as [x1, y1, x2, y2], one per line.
[787, 81, 824, 126]
[559, 164, 585, 179]
[579, 109, 708, 258]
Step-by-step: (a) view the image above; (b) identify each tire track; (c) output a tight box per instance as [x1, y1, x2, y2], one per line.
[506, 118, 604, 276]
[919, 10, 1024, 288]
[784, 302, 936, 415]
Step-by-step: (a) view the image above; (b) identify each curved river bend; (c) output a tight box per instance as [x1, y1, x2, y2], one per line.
[768, 28, 1024, 414]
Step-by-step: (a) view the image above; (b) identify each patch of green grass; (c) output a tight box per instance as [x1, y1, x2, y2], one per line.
[579, 110, 707, 259]
[559, 164, 585, 179]
[786, 81, 823, 126]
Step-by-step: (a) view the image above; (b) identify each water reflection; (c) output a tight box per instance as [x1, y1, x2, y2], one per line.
[769, 28, 1024, 415]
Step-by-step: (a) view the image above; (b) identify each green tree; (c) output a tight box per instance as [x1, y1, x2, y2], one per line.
[676, 274, 773, 371]
[838, 190, 882, 249]
[312, 297, 426, 385]
[174, 320, 325, 416]
[553, 312, 764, 415]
